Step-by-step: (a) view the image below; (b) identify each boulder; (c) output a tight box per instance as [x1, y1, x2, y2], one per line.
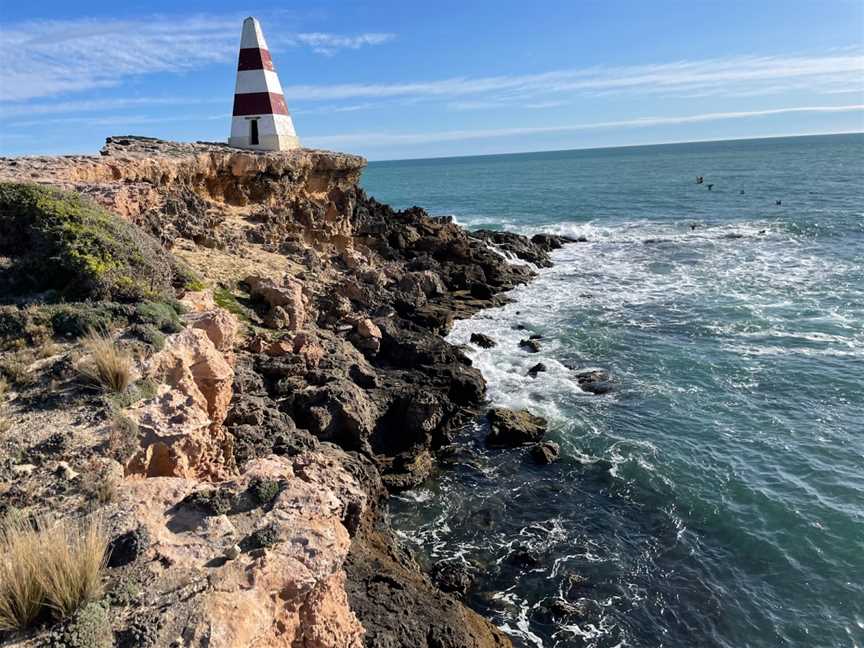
[527, 362, 547, 378]
[531, 441, 560, 464]
[125, 325, 235, 478]
[245, 275, 307, 331]
[519, 338, 542, 353]
[117, 452, 368, 648]
[530, 233, 580, 251]
[292, 380, 379, 453]
[574, 368, 614, 394]
[470, 332, 496, 349]
[354, 318, 382, 340]
[486, 408, 547, 446]
[186, 307, 239, 353]
[432, 561, 476, 599]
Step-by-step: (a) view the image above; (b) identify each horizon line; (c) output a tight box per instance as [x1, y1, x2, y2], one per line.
[365, 130, 864, 164]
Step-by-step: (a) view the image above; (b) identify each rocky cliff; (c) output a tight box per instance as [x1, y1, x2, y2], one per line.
[0, 137, 573, 647]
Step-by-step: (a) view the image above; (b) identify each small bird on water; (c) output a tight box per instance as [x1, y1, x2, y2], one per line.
[707, 184, 714, 190]
[776, 200, 782, 206]
[696, 176, 704, 184]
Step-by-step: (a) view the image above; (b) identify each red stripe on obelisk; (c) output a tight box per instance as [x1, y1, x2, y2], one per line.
[237, 48, 275, 71]
[232, 92, 289, 116]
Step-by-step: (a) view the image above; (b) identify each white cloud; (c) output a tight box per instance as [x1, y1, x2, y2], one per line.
[0, 15, 395, 101]
[304, 104, 864, 148]
[291, 32, 394, 56]
[284, 53, 864, 103]
[0, 96, 224, 119]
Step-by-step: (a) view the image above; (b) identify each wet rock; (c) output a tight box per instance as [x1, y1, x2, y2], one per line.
[507, 544, 542, 567]
[486, 408, 547, 446]
[474, 229, 554, 267]
[345, 520, 511, 648]
[531, 441, 560, 464]
[527, 362, 547, 377]
[470, 332, 496, 348]
[432, 561, 476, 599]
[530, 233, 581, 250]
[519, 338, 542, 353]
[574, 368, 613, 394]
[382, 449, 434, 491]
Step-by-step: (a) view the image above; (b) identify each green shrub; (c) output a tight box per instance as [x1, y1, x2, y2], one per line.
[127, 324, 166, 350]
[51, 600, 112, 648]
[133, 301, 182, 333]
[249, 478, 281, 505]
[50, 304, 127, 339]
[214, 287, 252, 323]
[0, 183, 175, 302]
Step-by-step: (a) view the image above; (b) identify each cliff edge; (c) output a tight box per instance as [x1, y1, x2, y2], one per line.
[0, 137, 573, 647]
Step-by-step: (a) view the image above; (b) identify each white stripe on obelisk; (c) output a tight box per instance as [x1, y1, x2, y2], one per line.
[234, 69, 284, 95]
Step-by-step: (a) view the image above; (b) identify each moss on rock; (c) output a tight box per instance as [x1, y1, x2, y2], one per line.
[0, 183, 175, 302]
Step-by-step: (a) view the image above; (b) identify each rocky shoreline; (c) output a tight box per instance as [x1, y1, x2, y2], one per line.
[0, 137, 574, 647]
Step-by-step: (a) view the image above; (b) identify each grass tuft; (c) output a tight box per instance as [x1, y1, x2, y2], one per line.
[79, 330, 133, 393]
[0, 515, 107, 631]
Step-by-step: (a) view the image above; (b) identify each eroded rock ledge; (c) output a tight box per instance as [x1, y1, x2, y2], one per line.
[0, 137, 576, 648]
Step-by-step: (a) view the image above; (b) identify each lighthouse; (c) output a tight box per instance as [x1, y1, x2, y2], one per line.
[228, 17, 300, 151]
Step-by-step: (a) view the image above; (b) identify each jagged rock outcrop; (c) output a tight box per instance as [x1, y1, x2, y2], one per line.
[116, 450, 367, 648]
[0, 136, 366, 250]
[125, 294, 238, 479]
[0, 137, 578, 648]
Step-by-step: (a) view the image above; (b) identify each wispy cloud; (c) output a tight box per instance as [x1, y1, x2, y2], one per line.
[292, 32, 395, 56]
[305, 104, 864, 148]
[284, 53, 864, 104]
[0, 15, 395, 101]
[0, 96, 224, 119]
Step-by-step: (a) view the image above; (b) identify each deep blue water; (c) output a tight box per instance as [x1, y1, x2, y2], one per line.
[361, 134, 864, 648]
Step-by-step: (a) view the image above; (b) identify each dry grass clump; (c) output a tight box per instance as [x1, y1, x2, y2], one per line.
[0, 514, 107, 631]
[78, 330, 133, 393]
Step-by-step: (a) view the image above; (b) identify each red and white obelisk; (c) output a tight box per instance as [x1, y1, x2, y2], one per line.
[228, 17, 300, 151]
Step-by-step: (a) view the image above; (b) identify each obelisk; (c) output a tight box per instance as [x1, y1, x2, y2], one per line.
[228, 17, 300, 150]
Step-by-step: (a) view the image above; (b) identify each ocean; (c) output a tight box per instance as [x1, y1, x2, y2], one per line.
[360, 133, 864, 648]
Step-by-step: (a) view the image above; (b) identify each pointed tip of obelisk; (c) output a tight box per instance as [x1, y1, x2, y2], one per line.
[240, 16, 268, 50]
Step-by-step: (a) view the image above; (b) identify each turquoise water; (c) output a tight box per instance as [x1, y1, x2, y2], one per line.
[362, 134, 864, 648]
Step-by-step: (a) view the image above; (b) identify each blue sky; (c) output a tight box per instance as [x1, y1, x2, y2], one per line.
[1, 0, 863, 160]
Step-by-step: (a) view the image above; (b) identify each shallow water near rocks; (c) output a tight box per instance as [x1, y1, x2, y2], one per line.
[362, 134, 864, 648]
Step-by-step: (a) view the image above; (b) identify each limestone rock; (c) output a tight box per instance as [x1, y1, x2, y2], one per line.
[117, 452, 367, 648]
[126, 324, 235, 478]
[245, 275, 307, 331]
[186, 308, 239, 354]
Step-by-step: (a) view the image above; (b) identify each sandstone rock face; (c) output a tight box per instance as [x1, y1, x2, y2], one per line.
[0, 136, 366, 249]
[126, 309, 238, 479]
[118, 451, 366, 648]
[246, 274, 308, 331]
